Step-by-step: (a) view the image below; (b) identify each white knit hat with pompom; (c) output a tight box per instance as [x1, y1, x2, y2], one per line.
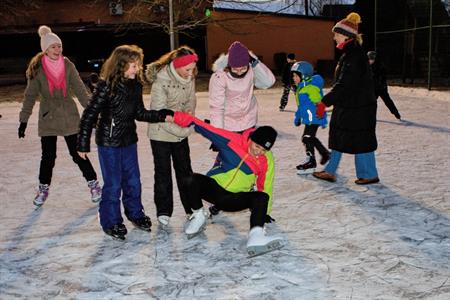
[38, 25, 62, 52]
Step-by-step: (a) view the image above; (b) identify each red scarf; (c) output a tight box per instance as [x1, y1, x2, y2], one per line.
[336, 38, 354, 50]
[42, 55, 67, 97]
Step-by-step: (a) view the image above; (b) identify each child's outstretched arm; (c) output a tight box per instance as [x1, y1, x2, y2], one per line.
[135, 85, 174, 123]
[173, 112, 239, 150]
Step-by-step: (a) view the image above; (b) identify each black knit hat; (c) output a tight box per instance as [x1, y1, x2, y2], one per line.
[249, 126, 278, 150]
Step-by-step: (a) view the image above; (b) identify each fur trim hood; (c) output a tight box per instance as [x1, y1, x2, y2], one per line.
[212, 53, 229, 72]
[145, 62, 162, 84]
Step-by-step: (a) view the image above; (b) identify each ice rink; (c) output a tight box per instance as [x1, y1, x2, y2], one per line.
[0, 87, 449, 299]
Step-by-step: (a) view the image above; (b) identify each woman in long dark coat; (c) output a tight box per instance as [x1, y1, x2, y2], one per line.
[313, 12, 380, 185]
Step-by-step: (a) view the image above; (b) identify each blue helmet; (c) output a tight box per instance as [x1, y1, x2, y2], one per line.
[291, 61, 314, 80]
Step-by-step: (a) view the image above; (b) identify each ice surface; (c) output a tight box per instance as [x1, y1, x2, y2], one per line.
[0, 87, 449, 299]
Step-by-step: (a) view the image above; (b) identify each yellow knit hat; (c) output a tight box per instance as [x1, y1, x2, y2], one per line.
[332, 12, 362, 38]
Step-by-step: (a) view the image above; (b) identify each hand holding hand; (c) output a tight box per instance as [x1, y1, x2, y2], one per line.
[18, 122, 27, 139]
[159, 109, 174, 122]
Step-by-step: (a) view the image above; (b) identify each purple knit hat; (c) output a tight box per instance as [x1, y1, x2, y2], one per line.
[228, 41, 249, 68]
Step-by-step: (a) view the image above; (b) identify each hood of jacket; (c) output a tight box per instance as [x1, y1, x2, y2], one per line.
[212, 53, 229, 72]
[310, 74, 324, 89]
[145, 62, 160, 84]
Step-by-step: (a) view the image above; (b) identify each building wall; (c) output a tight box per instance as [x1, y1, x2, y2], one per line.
[0, 0, 124, 29]
[207, 10, 335, 71]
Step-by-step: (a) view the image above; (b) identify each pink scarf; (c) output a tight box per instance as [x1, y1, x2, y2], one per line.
[42, 55, 67, 97]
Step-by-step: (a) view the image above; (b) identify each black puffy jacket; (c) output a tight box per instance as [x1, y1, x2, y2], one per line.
[77, 79, 170, 152]
[322, 41, 377, 154]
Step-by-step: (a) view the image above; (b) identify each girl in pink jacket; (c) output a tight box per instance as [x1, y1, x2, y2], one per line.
[209, 41, 275, 133]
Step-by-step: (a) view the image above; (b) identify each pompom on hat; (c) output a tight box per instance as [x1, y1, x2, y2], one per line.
[332, 12, 362, 38]
[228, 41, 249, 68]
[38, 25, 62, 52]
[249, 126, 278, 151]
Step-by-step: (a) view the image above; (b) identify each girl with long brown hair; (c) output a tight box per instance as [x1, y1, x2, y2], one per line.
[77, 45, 174, 240]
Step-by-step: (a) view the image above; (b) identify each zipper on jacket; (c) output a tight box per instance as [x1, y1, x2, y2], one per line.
[110, 118, 115, 138]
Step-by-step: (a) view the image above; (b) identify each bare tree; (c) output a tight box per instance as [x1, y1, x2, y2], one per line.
[0, 0, 42, 21]
[122, 1, 211, 32]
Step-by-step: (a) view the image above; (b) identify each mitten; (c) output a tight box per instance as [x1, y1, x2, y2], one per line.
[316, 102, 326, 118]
[18, 122, 27, 138]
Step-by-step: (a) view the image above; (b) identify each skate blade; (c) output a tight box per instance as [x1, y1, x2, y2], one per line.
[296, 168, 315, 175]
[134, 226, 152, 232]
[247, 240, 284, 257]
[91, 197, 101, 204]
[106, 234, 126, 241]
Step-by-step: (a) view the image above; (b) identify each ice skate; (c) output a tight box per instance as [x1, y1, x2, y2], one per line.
[185, 207, 208, 239]
[88, 180, 102, 203]
[104, 224, 127, 240]
[157, 215, 170, 226]
[33, 184, 49, 208]
[320, 151, 330, 165]
[131, 215, 152, 232]
[296, 155, 317, 175]
[246, 227, 283, 257]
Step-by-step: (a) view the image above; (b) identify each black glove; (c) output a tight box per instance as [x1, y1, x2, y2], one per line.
[18, 122, 27, 138]
[209, 205, 220, 216]
[209, 143, 219, 152]
[265, 215, 275, 223]
[249, 52, 259, 68]
[158, 109, 174, 121]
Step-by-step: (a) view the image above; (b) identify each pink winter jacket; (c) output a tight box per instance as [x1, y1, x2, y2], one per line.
[209, 53, 275, 132]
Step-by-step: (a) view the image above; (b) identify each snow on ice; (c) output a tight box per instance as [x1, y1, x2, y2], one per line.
[0, 87, 449, 299]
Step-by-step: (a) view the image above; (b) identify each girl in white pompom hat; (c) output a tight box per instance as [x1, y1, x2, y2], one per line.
[18, 25, 102, 208]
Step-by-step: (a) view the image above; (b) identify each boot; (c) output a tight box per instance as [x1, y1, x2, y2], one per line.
[355, 177, 380, 185]
[320, 151, 330, 165]
[157, 215, 170, 226]
[88, 180, 102, 203]
[312, 171, 336, 182]
[296, 154, 317, 175]
[33, 184, 49, 207]
[131, 215, 152, 232]
[246, 227, 283, 257]
[104, 224, 127, 240]
[185, 207, 208, 239]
